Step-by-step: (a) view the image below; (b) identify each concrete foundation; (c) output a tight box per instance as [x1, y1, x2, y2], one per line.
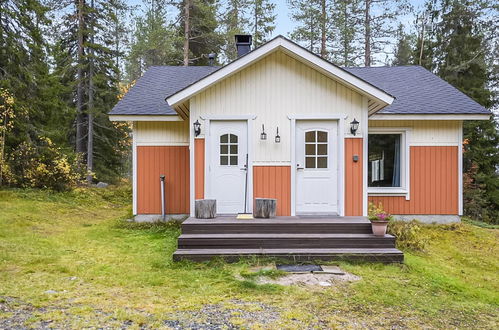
[133, 214, 188, 223]
[393, 215, 461, 224]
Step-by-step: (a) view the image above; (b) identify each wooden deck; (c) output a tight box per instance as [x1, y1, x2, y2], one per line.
[173, 216, 404, 263]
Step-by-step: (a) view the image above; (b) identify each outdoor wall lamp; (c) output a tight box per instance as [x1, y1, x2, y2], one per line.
[275, 127, 281, 143]
[350, 118, 359, 136]
[193, 120, 201, 137]
[260, 124, 267, 140]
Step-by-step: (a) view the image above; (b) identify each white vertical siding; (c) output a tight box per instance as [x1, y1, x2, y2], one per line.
[190, 50, 365, 163]
[369, 120, 461, 145]
[135, 121, 189, 145]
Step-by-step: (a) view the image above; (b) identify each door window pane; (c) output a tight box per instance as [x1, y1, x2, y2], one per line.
[305, 157, 316, 168]
[304, 130, 328, 169]
[220, 133, 239, 166]
[368, 134, 402, 187]
[305, 144, 315, 155]
[317, 157, 328, 168]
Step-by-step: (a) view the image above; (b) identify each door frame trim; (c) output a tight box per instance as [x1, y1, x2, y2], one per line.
[203, 117, 254, 214]
[290, 115, 345, 216]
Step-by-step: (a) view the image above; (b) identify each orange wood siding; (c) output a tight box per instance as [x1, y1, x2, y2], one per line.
[194, 139, 205, 199]
[137, 146, 190, 214]
[345, 138, 364, 216]
[253, 166, 291, 216]
[369, 146, 459, 215]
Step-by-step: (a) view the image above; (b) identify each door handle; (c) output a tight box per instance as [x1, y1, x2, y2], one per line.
[240, 165, 248, 171]
[296, 163, 304, 170]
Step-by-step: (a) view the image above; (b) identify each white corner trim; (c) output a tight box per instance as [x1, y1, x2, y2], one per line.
[370, 114, 490, 121]
[362, 97, 368, 216]
[132, 123, 138, 215]
[167, 36, 394, 107]
[109, 115, 183, 122]
[290, 118, 296, 216]
[367, 127, 411, 201]
[458, 121, 463, 215]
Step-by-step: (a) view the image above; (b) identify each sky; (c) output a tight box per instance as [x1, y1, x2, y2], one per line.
[128, 0, 428, 38]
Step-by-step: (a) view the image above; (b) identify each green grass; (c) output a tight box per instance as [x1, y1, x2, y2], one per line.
[0, 186, 498, 328]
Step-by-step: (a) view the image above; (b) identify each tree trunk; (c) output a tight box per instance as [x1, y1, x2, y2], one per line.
[86, 0, 95, 185]
[183, 0, 190, 66]
[343, 4, 348, 66]
[195, 199, 217, 219]
[320, 0, 326, 58]
[364, 0, 371, 67]
[76, 0, 85, 154]
[254, 198, 277, 218]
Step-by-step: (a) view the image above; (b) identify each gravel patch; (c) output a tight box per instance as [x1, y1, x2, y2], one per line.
[163, 300, 280, 329]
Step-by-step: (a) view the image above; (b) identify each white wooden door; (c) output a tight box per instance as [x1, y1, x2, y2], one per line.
[208, 121, 248, 214]
[296, 120, 338, 214]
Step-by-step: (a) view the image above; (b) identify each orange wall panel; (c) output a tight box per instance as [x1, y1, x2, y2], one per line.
[137, 146, 190, 214]
[369, 146, 459, 215]
[345, 138, 364, 216]
[194, 139, 205, 199]
[253, 166, 291, 216]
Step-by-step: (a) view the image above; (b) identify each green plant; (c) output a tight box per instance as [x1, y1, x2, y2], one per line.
[368, 202, 393, 222]
[387, 220, 428, 252]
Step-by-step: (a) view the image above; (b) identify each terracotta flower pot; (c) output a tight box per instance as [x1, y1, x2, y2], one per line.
[371, 220, 389, 236]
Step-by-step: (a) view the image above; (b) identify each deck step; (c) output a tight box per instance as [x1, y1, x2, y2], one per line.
[182, 222, 372, 234]
[173, 248, 404, 263]
[178, 233, 396, 249]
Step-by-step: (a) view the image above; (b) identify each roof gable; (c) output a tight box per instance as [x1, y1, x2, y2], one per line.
[166, 36, 394, 112]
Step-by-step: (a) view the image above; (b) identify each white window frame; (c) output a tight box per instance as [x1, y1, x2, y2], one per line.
[367, 127, 411, 200]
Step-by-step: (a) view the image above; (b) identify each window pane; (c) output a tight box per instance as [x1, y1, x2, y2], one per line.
[317, 131, 328, 142]
[317, 157, 327, 168]
[305, 131, 316, 142]
[317, 144, 327, 155]
[230, 156, 238, 165]
[220, 156, 228, 165]
[220, 134, 228, 143]
[305, 157, 316, 168]
[230, 134, 238, 143]
[368, 134, 402, 187]
[230, 144, 238, 154]
[305, 143, 315, 155]
[220, 144, 228, 154]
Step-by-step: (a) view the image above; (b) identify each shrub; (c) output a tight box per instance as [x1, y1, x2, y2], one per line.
[388, 220, 428, 252]
[6, 137, 84, 191]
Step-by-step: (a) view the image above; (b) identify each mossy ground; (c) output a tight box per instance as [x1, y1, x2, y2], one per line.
[0, 186, 497, 328]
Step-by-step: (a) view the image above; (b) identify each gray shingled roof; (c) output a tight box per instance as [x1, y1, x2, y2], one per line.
[345, 65, 489, 114]
[110, 64, 489, 116]
[109, 66, 218, 115]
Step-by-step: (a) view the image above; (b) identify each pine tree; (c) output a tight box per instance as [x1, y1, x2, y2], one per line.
[126, 0, 179, 81]
[392, 24, 415, 66]
[250, 0, 276, 48]
[288, 0, 323, 54]
[330, 0, 362, 66]
[220, 0, 250, 61]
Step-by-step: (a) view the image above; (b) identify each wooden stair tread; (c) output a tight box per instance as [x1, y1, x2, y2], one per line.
[174, 248, 403, 255]
[179, 233, 394, 239]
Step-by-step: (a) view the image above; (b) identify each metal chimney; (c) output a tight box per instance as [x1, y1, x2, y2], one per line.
[235, 35, 252, 57]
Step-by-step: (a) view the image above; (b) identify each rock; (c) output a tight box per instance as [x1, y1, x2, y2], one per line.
[69, 276, 78, 281]
[44, 290, 58, 294]
[318, 281, 332, 287]
[96, 182, 109, 188]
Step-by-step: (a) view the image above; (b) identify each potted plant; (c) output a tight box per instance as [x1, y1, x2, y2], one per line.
[368, 203, 393, 236]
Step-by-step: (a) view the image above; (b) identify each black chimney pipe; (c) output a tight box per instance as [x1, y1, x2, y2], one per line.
[235, 35, 252, 57]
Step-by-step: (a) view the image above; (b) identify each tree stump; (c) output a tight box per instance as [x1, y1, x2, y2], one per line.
[195, 199, 216, 219]
[254, 198, 277, 218]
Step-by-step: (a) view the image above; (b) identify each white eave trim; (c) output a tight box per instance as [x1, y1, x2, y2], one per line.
[109, 115, 183, 122]
[166, 36, 394, 107]
[370, 114, 490, 121]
